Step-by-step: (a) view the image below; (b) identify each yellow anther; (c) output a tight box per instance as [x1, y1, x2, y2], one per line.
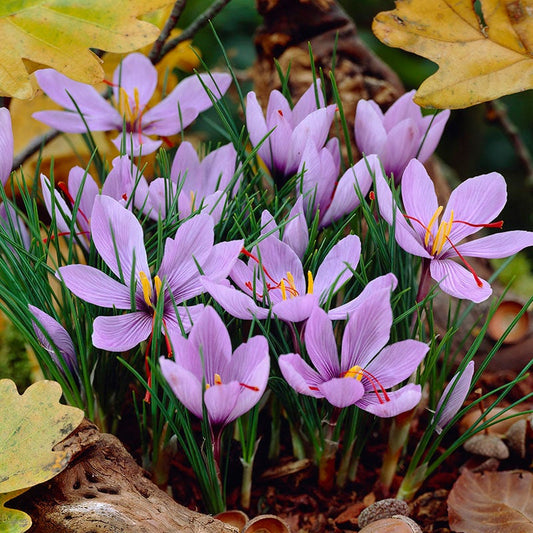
[139, 271, 153, 308]
[425, 206, 443, 247]
[343, 365, 363, 381]
[431, 209, 454, 255]
[118, 87, 133, 122]
[214, 373, 222, 385]
[280, 279, 287, 300]
[307, 271, 314, 295]
[154, 275, 162, 298]
[286, 271, 297, 298]
[189, 190, 196, 211]
[133, 87, 140, 113]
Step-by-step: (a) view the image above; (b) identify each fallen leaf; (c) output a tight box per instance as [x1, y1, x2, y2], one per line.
[0, 489, 32, 533]
[0, 379, 83, 494]
[448, 469, 533, 532]
[373, 0, 533, 109]
[0, 0, 173, 99]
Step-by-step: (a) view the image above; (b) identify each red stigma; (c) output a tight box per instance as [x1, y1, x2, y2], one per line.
[278, 109, 283, 117]
[369, 190, 375, 201]
[239, 383, 260, 392]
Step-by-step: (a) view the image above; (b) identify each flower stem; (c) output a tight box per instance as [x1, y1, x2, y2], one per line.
[318, 408, 341, 491]
[240, 458, 254, 510]
[396, 463, 428, 501]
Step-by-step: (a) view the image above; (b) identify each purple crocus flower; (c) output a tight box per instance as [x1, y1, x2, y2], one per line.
[202, 228, 397, 323]
[246, 80, 336, 182]
[160, 305, 270, 432]
[376, 159, 533, 302]
[433, 361, 475, 434]
[147, 141, 238, 223]
[355, 90, 450, 181]
[279, 295, 428, 416]
[29, 304, 77, 374]
[57, 195, 243, 351]
[33, 53, 232, 156]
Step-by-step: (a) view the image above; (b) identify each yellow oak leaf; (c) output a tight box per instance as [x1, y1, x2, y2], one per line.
[0, 489, 32, 533]
[0, 379, 83, 494]
[373, 0, 533, 109]
[0, 0, 174, 99]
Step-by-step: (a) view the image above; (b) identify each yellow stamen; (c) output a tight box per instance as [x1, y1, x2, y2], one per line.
[189, 190, 195, 211]
[280, 279, 287, 300]
[343, 365, 363, 381]
[286, 271, 297, 298]
[307, 271, 314, 295]
[133, 87, 140, 114]
[425, 206, 443, 247]
[154, 275, 162, 298]
[139, 271, 153, 308]
[214, 373, 222, 385]
[118, 87, 133, 122]
[431, 209, 454, 255]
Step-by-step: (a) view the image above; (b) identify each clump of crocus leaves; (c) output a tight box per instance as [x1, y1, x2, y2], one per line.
[1, 48, 532, 516]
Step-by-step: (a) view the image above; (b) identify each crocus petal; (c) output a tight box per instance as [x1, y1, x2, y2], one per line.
[29, 305, 76, 372]
[304, 306, 340, 379]
[201, 277, 270, 320]
[166, 331, 203, 378]
[204, 381, 241, 428]
[170, 141, 201, 185]
[314, 234, 361, 302]
[356, 384, 422, 417]
[430, 258, 492, 302]
[434, 361, 475, 434]
[111, 132, 162, 157]
[340, 291, 393, 371]
[278, 353, 325, 398]
[443, 172, 507, 245]
[199, 143, 237, 195]
[57, 265, 132, 309]
[318, 377, 365, 408]
[67, 166, 99, 232]
[354, 99, 387, 156]
[272, 293, 318, 322]
[452, 231, 533, 259]
[260, 210, 279, 239]
[112, 53, 156, 112]
[283, 197, 308, 259]
[0, 108, 13, 186]
[160, 358, 203, 419]
[401, 159, 439, 243]
[92, 312, 153, 351]
[382, 91, 419, 129]
[382, 118, 420, 178]
[203, 239, 245, 283]
[291, 80, 324, 125]
[40, 174, 73, 235]
[417, 110, 450, 163]
[364, 339, 429, 389]
[246, 91, 269, 162]
[90, 195, 149, 282]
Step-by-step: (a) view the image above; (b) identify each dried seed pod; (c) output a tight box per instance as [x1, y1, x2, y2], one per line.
[241, 514, 291, 533]
[214, 510, 249, 530]
[506, 419, 527, 459]
[358, 499, 410, 528]
[358, 516, 422, 533]
[463, 434, 509, 459]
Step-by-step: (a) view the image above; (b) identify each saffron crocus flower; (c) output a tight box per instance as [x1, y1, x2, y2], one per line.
[29, 304, 77, 374]
[33, 53, 232, 156]
[57, 196, 243, 351]
[376, 159, 533, 302]
[147, 141, 238, 222]
[0, 108, 13, 187]
[202, 228, 397, 323]
[160, 305, 270, 432]
[246, 80, 336, 182]
[433, 361, 474, 434]
[355, 90, 450, 181]
[279, 295, 428, 416]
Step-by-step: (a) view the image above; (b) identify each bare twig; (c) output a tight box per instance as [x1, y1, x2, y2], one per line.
[12, 129, 62, 171]
[160, 0, 233, 58]
[148, 0, 188, 65]
[485, 100, 533, 189]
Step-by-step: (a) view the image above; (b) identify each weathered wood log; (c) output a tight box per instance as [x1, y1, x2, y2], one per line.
[13, 420, 238, 533]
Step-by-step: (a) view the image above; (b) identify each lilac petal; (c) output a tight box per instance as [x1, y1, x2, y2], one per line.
[142, 106, 199, 137]
[201, 277, 270, 320]
[375, 171, 431, 258]
[166, 332, 202, 378]
[170, 141, 200, 185]
[40, 174, 73, 235]
[430, 258, 492, 303]
[357, 384, 422, 417]
[318, 377, 365, 408]
[112, 53, 156, 112]
[175, 303, 205, 334]
[272, 293, 318, 322]
[382, 119, 419, 178]
[452, 231, 533, 259]
[92, 312, 153, 351]
[283, 197, 308, 259]
[203, 239, 245, 283]
[224, 336, 270, 421]
[319, 154, 378, 228]
[204, 381, 241, 427]
[434, 361, 475, 434]
[354, 99, 387, 155]
[314, 234, 361, 302]
[29, 305, 76, 372]
[260, 210, 279, 239]
[401, 160, 439, 243]
[417, 110, 450, 163]
[266, 90, 292, 126]
[91, 195, 149, 282]
[246, 91, 269, 157]
[67, 166, 99, 231]
[196, 191, 226, 223]
[291, 80, 324, 125]
[364, 339, 429, 389]
[443, 172, 507, 244]
[278, 353, 325, 398]
[200, 143, 237, 194]
[268, 106, 294, 175]
[383, 91, 419, 128]
[304, 307, 340, 379]
[327, 273, 397, 320]
[340, 291, 392, 371]
[57, 265, 132, 308]
[111, 132, 162, 157]
[0, 108, 13, 186]
[160, 358, 203, 419]
[229, 259, 257, 296]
